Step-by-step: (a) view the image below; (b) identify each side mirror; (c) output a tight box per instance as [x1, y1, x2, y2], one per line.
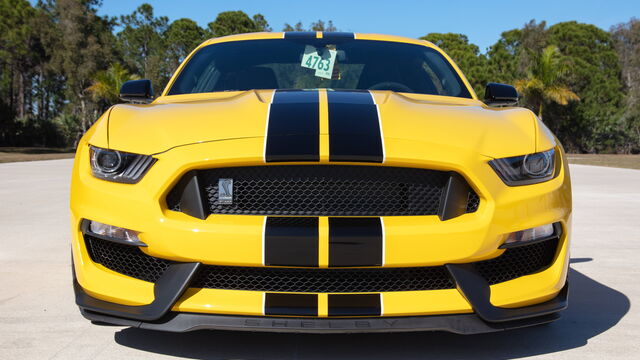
[484, 82, 518, 107]
[120, 79, 154, 104]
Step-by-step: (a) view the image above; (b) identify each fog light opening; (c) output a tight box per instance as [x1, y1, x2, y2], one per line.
[87, 220, 146, 246]
[502, 223, 556, 248]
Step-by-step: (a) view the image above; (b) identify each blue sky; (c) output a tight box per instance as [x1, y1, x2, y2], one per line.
[97, 0, 638, 52]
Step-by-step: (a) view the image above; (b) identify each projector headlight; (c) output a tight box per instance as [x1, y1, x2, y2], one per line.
[89, 146, 156, 183]
[489, 148, 557, 186]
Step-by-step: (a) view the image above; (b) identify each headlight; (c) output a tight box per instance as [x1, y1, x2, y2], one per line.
[89, 146, 156, 183]
[489, 148, 557, 186]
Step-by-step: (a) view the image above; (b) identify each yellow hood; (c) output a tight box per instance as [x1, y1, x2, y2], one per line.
[102, 90, 550, 159]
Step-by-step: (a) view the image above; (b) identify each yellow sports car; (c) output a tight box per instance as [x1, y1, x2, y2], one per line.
[71, 32, 571, 334]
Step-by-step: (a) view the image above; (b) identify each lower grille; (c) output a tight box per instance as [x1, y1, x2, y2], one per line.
[190, 265, 454, 292]
[85, 235, 559, 292]
[85, 235, 170, 283]
[166, 165, 480, 217]
[475, 237, 559, 284]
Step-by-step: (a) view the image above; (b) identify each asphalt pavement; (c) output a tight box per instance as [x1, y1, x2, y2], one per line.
[0, 159, 638, 359]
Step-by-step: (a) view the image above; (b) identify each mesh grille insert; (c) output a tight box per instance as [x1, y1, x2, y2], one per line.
[467, 192, 480, 213]
[85, 235, 172, 283]
[85, 235, 559, 291]
[475, 238, 559, 284]
[166, 165, 480, 217]
[190, 265, 454, 292]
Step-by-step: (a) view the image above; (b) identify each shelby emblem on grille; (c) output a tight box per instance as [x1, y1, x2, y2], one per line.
[218, 178, 233, 204]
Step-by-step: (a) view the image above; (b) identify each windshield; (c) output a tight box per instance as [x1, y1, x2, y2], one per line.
[168, 39, 472, 98]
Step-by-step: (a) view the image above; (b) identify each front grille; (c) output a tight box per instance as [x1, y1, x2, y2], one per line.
[85, 235, 559, 292]
[166, 165, 480, 217]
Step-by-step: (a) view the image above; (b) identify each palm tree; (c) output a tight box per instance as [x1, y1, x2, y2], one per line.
[86, 63, 139, 105]
[515, 45, 579, 120]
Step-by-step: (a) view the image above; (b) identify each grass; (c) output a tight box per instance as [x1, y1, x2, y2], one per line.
[566, 154, 640, 170]
[1, 147, 638, 170]
[0, 147, 75, 163]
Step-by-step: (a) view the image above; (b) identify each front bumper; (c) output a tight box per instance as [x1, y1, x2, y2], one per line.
[71, 136, 572, 332]
[74, 263, 568, 334]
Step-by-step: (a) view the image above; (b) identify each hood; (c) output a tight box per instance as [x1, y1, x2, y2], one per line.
[105, 90, 545, 158]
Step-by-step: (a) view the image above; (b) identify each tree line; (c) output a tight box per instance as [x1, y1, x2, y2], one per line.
[424, 20, 639, 153]
[1, 0, 638, 153]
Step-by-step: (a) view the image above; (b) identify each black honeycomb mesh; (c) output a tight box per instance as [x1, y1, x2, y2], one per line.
[467, 192, 480, 213]
[475, 238, 559, 284]
[166, 165, 480, 217]
[190, 265, 455, 292]
[85, 235, 172, 283]
[85, 235, 559, 291]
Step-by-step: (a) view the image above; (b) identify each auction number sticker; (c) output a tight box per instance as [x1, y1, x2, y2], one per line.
[301, 45, 337, 79]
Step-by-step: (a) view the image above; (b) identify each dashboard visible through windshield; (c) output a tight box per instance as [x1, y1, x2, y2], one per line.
[168, 39, 472, 98]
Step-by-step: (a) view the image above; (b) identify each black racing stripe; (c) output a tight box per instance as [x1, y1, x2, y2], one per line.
[265, 293, 318, 316]
[327, 91, 383, 163]
[328, 217, 383, 267]
[321, 32, 355, 40]
[264, 217, 319, 267]
[284, 31, 316, 39]
[328, 294, 381, 316]
[265, 90, 320, 162]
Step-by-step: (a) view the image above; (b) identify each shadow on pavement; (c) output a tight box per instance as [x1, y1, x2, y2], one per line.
[114, 265, 629, 359]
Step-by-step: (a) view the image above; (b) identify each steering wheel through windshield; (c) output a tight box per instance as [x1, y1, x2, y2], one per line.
[367, 81, 413, 93]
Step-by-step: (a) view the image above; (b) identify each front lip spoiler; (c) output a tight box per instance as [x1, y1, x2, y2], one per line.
[446, 263, 568, 323]
[79, 306, 562, 335]
[73, 260, 568, 333]
[73, 262, 200, 322]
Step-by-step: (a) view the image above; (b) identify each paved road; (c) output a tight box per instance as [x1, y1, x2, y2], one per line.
[0, 159, 638, 359]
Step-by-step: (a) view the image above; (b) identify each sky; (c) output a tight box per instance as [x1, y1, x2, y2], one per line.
[96, 0, 638, 52]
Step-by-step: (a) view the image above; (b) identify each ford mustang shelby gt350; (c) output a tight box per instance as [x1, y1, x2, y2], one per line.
[71, 32, 571, 334]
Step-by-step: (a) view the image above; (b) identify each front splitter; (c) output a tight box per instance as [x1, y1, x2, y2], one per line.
[80, 307, 561, 335]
